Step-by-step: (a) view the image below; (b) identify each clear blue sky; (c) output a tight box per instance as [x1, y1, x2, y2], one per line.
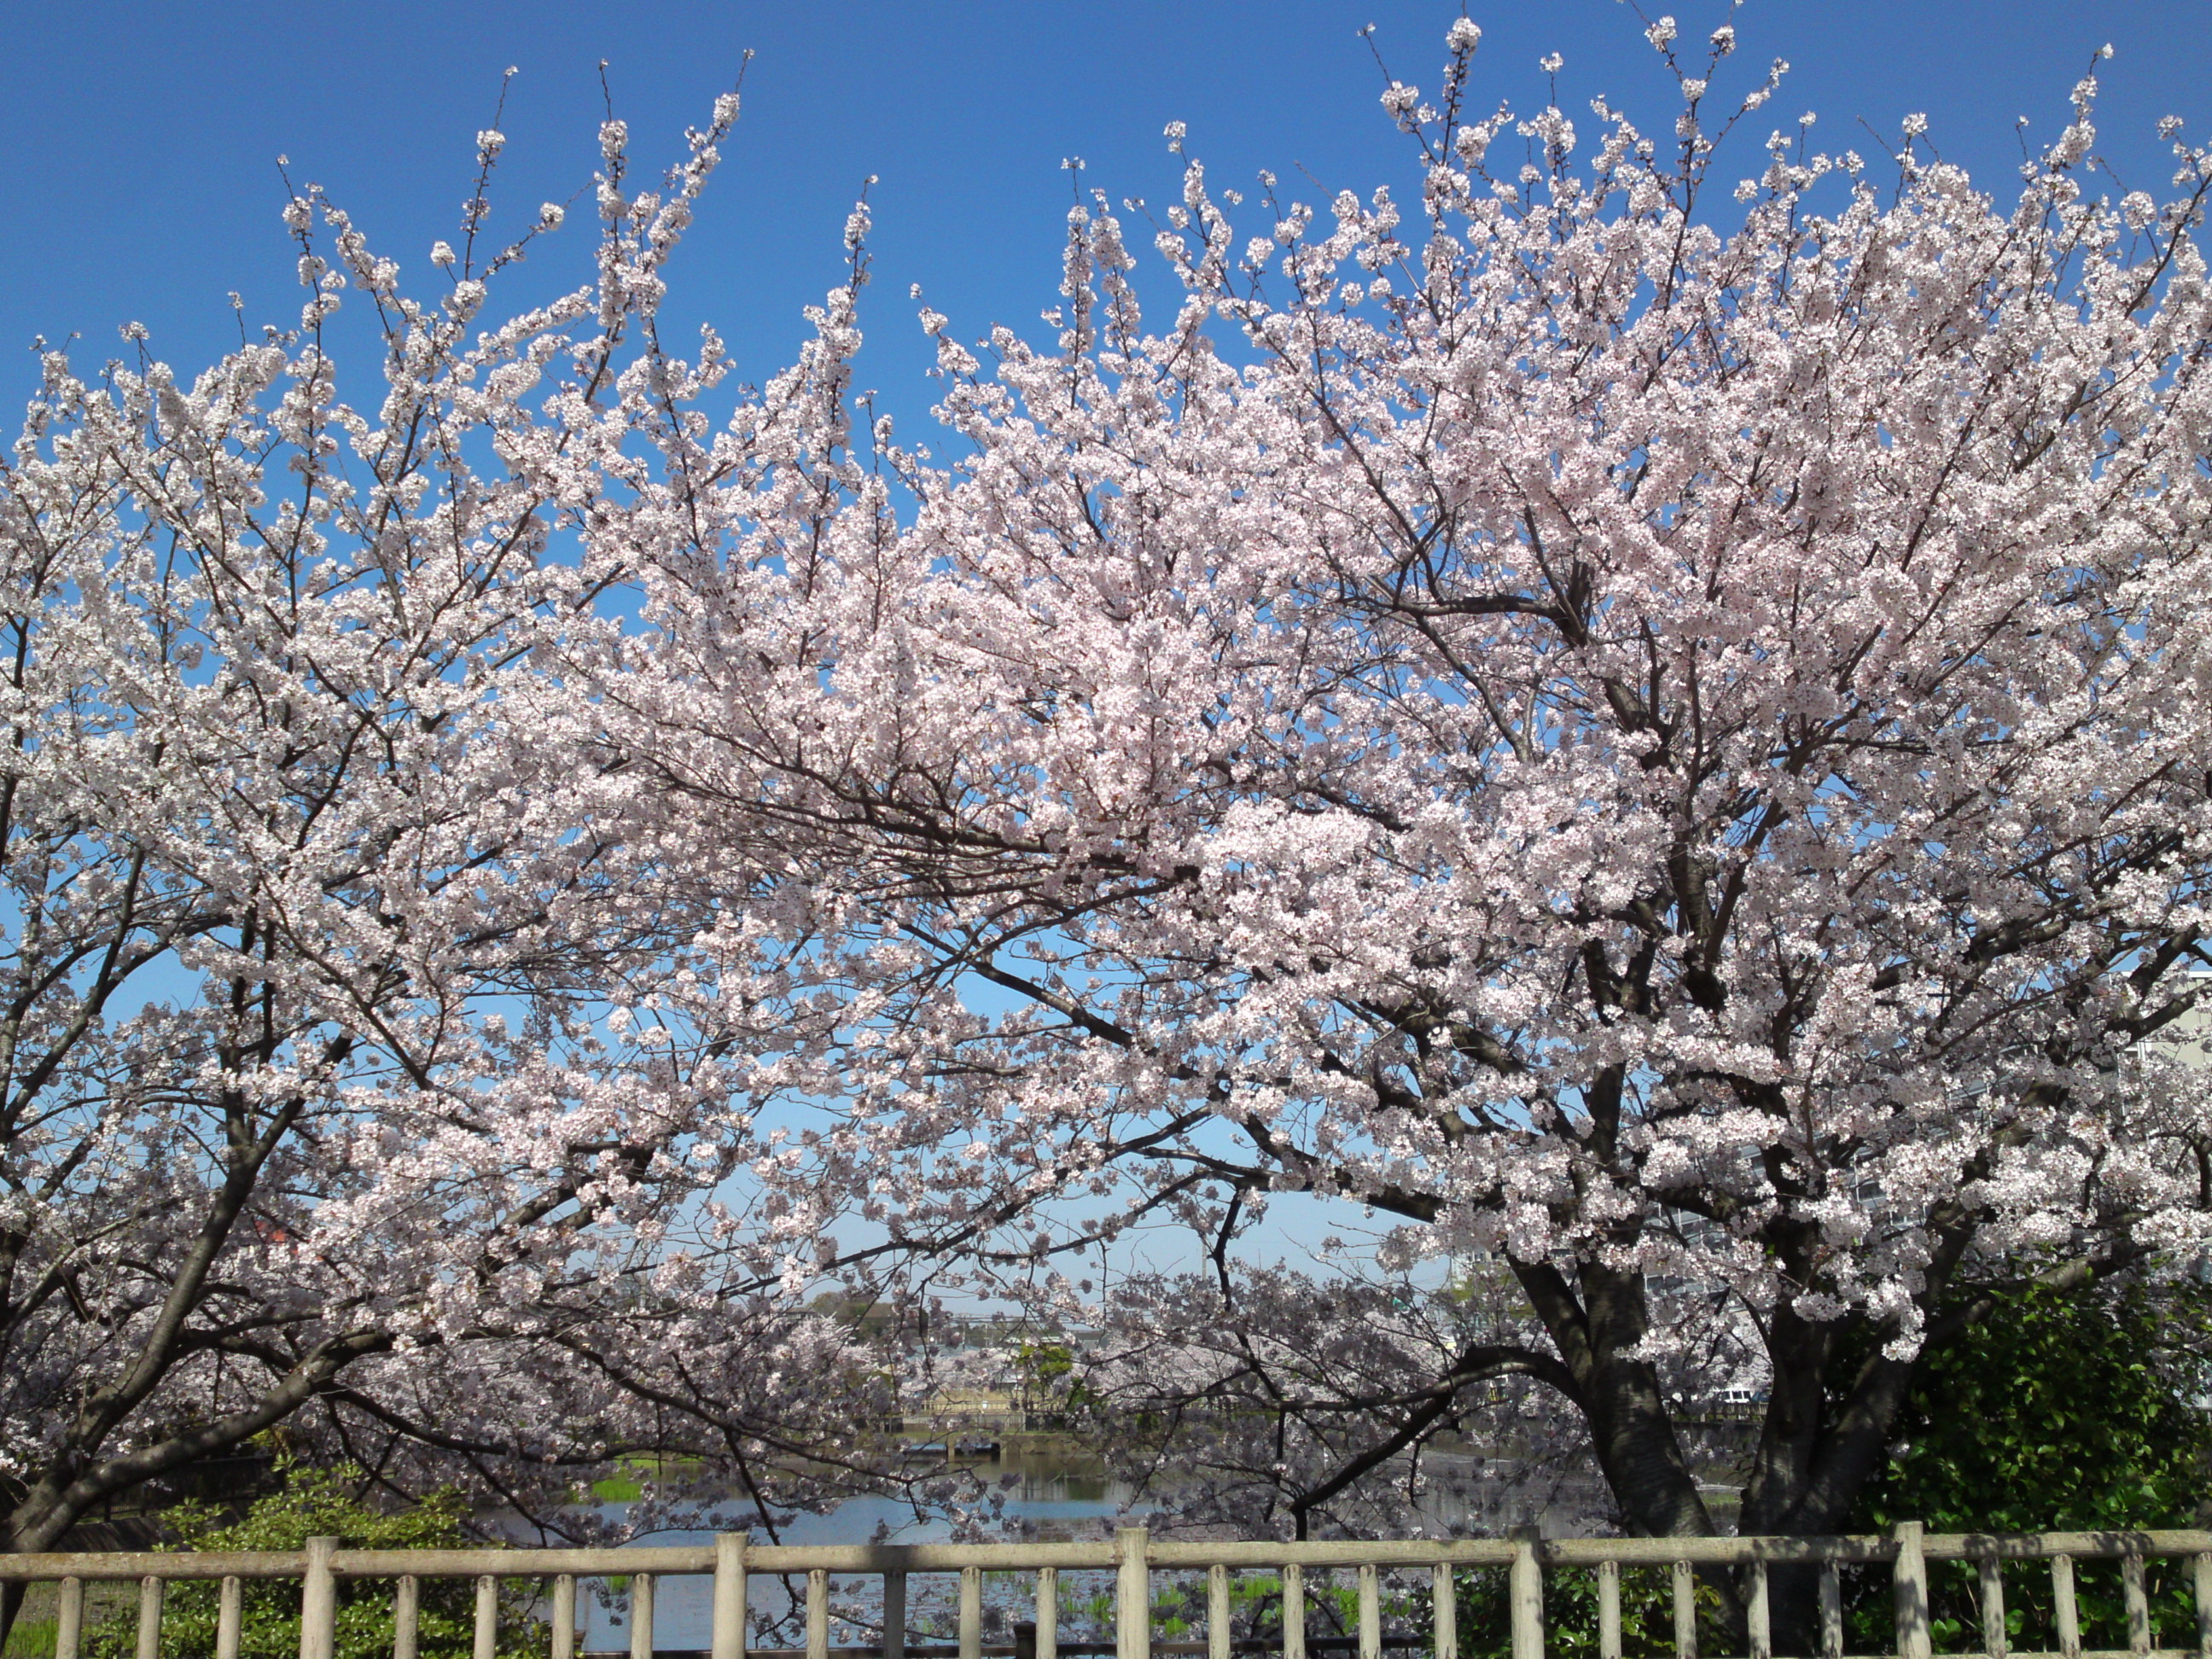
[3, 1, 2209, 443]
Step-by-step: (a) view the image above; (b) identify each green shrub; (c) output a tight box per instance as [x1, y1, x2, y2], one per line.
[1842, 1284, 2212, 1654]
[87, 1460, 545, 1659]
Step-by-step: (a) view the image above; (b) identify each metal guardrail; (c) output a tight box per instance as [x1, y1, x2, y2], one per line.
[5, 1522, 2210, 1659]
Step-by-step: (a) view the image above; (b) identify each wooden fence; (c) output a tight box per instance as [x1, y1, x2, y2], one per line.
[3, 1523, 2208, 1659]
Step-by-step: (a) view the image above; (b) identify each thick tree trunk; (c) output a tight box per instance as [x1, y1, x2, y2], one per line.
[1737, 1327, 1922, 1656]
[1726, 1215, 1990, 1651]
[1509, 1249, 1970, 1654]
[1735, 1301, 1849, 1656]
[1512, 1258, 1715, 1537]
[1513, 1256, 1765, 1647]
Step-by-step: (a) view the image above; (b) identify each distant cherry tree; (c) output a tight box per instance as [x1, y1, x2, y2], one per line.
[0, 99, 905, 1576]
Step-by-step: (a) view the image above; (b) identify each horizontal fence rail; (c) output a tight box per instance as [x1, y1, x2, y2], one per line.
[5, 1523, 2211, 1659]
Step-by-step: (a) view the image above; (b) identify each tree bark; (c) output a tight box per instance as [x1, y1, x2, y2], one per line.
[1513, 1258, 1715, 1537]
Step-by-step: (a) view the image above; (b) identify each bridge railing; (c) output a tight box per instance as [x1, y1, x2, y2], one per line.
[3, 1522, 2209, 1659]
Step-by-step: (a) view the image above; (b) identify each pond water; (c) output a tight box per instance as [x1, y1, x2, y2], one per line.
[566, 1440, 1582, 1654]
[575, 1441, 1132, 1654]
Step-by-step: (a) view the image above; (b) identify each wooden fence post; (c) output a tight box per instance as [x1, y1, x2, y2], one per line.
[1979, 1553, 2006, 1659]
[1035, 1567, 1058, 1659]
[2123, 1550, 2151, 1657]
[2053, 1554, 2081, 1659]
[395, 1576, 421, 1659]
[1117, 1527, 1151, 1659]
[300, 1537, 339, 1659]
[473, 1575, 498, 1659]
[137, 1575, 164, 1659]
[886, 1571, 909, 1659]
[631, 1574, 656, 1659]
[1894, 1522, 1931, 1659]
[552, 1574, 578, 1659]
[55, 1576, 84, 1659]
[1435, 1561, 1459, 1659]
[713, 1534, 750, 1659]
[959, 1566, 982, 1659]
[812, 1568, 835, 1659]
[1510, 1525, 1544, 1659]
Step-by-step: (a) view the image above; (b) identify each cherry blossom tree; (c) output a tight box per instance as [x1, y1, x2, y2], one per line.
[16, 15, 2212, 1638]
[0, 97, 916, 1578]
[591, 13, 2212, 1591]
